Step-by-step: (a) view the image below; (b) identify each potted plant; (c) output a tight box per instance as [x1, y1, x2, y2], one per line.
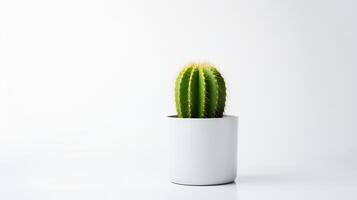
[168, 63, 238, 186]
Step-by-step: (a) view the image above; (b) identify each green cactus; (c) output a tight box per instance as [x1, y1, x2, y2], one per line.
[175, 63, 226, 118]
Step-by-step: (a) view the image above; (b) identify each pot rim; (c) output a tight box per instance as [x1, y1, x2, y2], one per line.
[167, 115, 238, 120]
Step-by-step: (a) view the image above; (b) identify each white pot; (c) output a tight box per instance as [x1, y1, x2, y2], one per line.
[168, 115, 238, 185]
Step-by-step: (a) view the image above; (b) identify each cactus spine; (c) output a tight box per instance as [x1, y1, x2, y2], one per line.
[175, 63, 226, 118]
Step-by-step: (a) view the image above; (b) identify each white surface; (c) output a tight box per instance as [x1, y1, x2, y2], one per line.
[169, 116, 237, 185]
[0, 0, 356, 199]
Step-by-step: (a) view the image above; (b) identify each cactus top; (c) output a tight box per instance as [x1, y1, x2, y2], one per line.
[175, 63, 226, 118]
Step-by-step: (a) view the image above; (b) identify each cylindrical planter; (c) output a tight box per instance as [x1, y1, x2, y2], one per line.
[168, 115, 238, 186]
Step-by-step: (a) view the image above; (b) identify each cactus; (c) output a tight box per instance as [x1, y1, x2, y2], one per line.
[175, 63, 226, 118]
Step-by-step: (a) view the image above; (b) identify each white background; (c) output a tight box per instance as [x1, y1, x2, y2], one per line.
[0, 0, 356, 199]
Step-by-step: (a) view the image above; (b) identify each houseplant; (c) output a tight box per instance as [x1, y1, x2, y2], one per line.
[168, 63, 238, 185]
